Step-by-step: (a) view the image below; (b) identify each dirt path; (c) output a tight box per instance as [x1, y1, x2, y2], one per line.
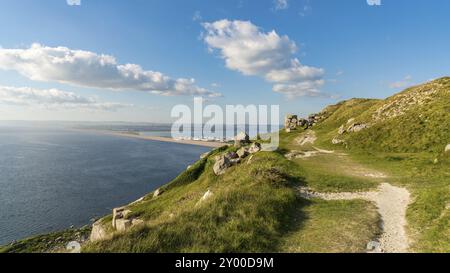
[291, 130, 411, 253]
[297, 183, 411, 253]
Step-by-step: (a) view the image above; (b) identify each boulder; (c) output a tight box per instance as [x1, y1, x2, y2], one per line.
[248, 142, 262, 154]
[90, 221, 108, 242]
[200, 190, 213, 202]
[131, 218, 145, 226]
[285, 114, 299, 130]
[115, 219, 132, 232]
[285, 128, 291, 133]
[445, 144, 450, 153]
[112, 207, 131, 229]
[347, 123, 368, 133]
[153, 188, 163, 198]
[225, 151, 239, 160]
[234, 132, 250, 147]
[213, 155, 232, 175]
[237, 147, 249, 158]
[230, 158, 241, 165]
[332, 137, 345, 145]
[338, 125, 346, 135]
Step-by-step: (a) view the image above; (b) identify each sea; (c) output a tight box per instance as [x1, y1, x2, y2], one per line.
[0, 125, 210, 245]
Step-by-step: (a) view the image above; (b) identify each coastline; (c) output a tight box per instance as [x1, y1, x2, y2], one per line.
[75, 129, 227, 148]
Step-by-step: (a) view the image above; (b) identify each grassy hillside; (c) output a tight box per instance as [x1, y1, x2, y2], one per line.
[2, 77, 448, 253]
[315, 77, 450, 153]
[83, 144, 379, 253]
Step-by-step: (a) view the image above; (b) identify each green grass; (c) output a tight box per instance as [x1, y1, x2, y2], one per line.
[347, 151, 450, 252]
[0, 226, 91, 253]
[280, 199, 380, 253]
[83, 143, 380, 253]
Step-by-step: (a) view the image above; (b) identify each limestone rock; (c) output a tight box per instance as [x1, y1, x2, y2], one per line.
[90, 221, 108, 242]
[225, 151, 239, 160]
[131, 218, 145, 227]
[115, 219, 132, 232]
[200, 152, 210, 159]
[445, 144, 450, 153]
[200, 190, 213, 202]
[234, 132, 250, 147]
[338, 125, 346, 135]
[347, 123, 368, 133]
[237, 147, 249, 158]
[213, 155, 231, 175]
[248, 142, 262, 154]
[332, 137, 345, 145]
[153, 188, 164, 198]
[285, 114, 299, 130]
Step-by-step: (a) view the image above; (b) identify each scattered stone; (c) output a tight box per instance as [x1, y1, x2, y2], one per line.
[187, 165, 192, 170]
[90, 221, 108, 242]
[285, 114, 299, 130]
[230, 158, 241, 165]
[248, 142, 262, 154]
[338, 125, 346, 135]
[347, 123, 368, 133]
[237, 147, 249, 158]
[213, 155, 232, 175]
[285, 128, 291, 133]
[234, 132, 250, 147]
[225, 151, 239, 160]
[433, 158, 439, 164]
[332, 137, 345, 145]
[367, 241, 381, 252]
[112, 207, 132, 229]
[153, 188, 164, 198]
[445, 144, 450, 153]
[297, 118, 308, 127]
[200, 190, 213, 202]
[131, 218, 145, 226]
[115, 219, 132, 232]
[66, 241, 81, 253]
[347, 118, 355, 125]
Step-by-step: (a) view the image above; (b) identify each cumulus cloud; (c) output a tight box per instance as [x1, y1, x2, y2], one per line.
[0, 85, 130, 111]
[0, 44, 220, 98]
[202, 19, 326, 98]
[67, 0, 81, 6]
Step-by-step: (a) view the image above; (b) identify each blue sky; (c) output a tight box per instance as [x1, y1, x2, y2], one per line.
[0, 0, 449, 122]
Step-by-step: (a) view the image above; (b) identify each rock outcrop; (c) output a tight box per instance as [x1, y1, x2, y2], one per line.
[153, 188, 164, 198]
[234, 132, 250, 147]
[347, 123, 368, 133]
[213, 155, 232, 175]
[285, 114, 298, 130]
[248, 142, 262, 154]
[90, 221, 109, 242]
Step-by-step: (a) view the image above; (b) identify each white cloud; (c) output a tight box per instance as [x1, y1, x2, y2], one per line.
[0, 44, 220, 98]
[389, 75, 413, 89]
[67, 0, 81, 6]
[202, 20, 326, 98]
[193, 11, 202, 22]
[367, 0, 381, 6]
[0, 85, 131, 111]
[274, 0, 288, 10]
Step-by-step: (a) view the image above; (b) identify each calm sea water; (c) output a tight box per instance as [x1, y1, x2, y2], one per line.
[0, 126, 210, 245]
